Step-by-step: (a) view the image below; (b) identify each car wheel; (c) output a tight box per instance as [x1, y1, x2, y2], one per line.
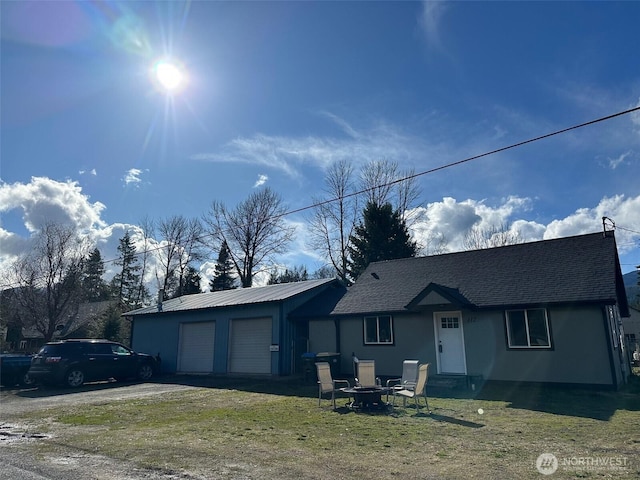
[137, 364, 154, 381]
[65, 369, 85, 388]
[21, 372, 35, 387]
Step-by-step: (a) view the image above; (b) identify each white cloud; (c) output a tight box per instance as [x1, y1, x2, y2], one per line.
[79, 168, 97, 176]
[418, 1, 449, 52]
[406, 194, 640, 259]
[607, 151, 631, 170]
[0, 177, 106, 234]
[253, 174, 269, 188]
[191, 113, 431, 179]
[123, 168, 144, 186]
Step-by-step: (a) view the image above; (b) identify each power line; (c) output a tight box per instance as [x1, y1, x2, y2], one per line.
[2, 105, 640, 290]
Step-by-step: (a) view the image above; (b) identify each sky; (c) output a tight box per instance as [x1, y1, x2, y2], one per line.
[1, 1, 639, 294]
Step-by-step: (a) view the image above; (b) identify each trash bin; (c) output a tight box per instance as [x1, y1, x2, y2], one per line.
[315, 352, 341, 378]
[301, 352, 317, 382]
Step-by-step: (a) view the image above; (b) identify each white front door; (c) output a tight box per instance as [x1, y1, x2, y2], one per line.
[434, 312, 467, 374]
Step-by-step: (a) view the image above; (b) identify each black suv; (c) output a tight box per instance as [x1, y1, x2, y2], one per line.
[29, 339, 157, 388]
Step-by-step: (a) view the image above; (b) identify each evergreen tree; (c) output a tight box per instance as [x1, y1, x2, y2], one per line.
[111, 232, 144, 309]
[100, 304, 122, 342]
[347, 202, 418, 281]
[209, 241, 237, 291]
[267, 265, 309, 285]
[81, 248, 110, 301]
[180, 266, 202, 296]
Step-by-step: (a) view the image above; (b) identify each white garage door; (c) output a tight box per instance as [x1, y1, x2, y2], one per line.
[229, 318, 272, 374]
[178, 322, 215, 373]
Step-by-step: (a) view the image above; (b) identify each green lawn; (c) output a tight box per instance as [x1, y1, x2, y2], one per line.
[14, 376, 640, 479]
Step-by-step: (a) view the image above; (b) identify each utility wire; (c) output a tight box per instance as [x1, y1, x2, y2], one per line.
[2, 106, 640, 290]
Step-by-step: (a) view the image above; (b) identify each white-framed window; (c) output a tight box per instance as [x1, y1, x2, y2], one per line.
[505, 308, 551, 349]
[364, 315, 394, 345]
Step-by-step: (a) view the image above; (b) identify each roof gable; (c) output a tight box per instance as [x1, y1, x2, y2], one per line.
[332, 232, 628, 316]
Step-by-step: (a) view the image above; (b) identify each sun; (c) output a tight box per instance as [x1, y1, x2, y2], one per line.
[153, 59, 187, 93]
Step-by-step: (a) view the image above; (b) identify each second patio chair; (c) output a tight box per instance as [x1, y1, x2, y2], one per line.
[386, 359, 419, 402]
[393, 363, 431, 413]
[354, 359, 381, 388]
[316, 362, 350, 409]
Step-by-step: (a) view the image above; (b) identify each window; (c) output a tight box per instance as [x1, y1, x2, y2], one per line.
[505, 309, 551, 348]
[364, 315, 394, 345]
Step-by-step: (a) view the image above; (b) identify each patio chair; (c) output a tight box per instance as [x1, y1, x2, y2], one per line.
[393, 363, 431, 413]
[386, 360, 419, 402]
[316, 362, 350, 409]
[354, 359, 381, 388]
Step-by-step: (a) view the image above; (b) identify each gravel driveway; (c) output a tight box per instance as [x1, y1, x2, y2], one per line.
[0, 380, 205, 480]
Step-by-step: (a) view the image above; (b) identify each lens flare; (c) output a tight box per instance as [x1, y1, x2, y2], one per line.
[153, 60, 186, 92]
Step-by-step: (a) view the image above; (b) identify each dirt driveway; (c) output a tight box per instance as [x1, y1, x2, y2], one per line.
[0, 380, 206, 480]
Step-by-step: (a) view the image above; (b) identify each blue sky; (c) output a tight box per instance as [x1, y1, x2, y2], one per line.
[1, 1, 639, 290]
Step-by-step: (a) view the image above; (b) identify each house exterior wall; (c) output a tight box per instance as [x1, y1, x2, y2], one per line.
[464, 306, 615, 385]
[335, 312, 438, 378]
[306, 304, 620, 386]
[132, 287, 328, 376]
[308, 320, 336, 354]
[132, 303, 283, 375]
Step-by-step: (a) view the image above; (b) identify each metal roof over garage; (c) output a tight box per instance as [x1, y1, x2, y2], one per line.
[124, 278, 337, 316]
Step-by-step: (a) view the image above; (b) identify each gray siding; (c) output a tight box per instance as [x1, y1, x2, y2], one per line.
[308, 305, 617, 386]
[464, 306, 614, 385]
[131, 285, 331, 376]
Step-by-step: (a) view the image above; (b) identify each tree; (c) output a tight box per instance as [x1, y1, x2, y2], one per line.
[267, 265, 309, 285]
[359, 159, 421, 221]
[156, 215, 204, 298]
[181, 266, 202, 296]
[9, 222, 89, 342]
[308, 160, 359, 284]
[111, 231, 145, 310]
[209, 241, 237, 291]
[463, 223, 523, 251]
[81, 248, 110, 301]
[348, 202, 418, 281]
[308, 159, 421, 285]
[203, 187, 295, 288]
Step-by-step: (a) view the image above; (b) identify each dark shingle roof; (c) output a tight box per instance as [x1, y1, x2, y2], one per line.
[331, 232, 628, 316]
[124, 278, 336, 316]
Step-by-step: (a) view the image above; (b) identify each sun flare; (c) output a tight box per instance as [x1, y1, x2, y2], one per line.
[153, 60, 186, 92]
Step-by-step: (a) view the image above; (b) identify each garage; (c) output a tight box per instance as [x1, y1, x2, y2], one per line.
[177, 321, 215, 373]
[229, 318, 272, 374]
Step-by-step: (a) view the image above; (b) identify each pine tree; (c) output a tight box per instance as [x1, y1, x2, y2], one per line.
[181, 266, 202, 296]
[348, 202, 418, 281]
[111, 232, 143, 309]
[81, 248, 110, 301]
[267, 265, 309, 285]
[209, 241, 237, 291]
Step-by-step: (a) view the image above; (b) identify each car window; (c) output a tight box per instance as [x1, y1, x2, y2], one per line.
[86, 343, 112, 355]
[111, 344, 132, 355]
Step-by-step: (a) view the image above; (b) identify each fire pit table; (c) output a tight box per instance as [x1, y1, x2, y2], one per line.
[341, 386, 391, 412]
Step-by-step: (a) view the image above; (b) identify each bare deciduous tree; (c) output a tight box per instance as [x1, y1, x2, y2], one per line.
[203, 188, 295, 288]
[359, 160, 421, 221]
[9, 222, 90, 342]
[463, 223, 523, 251]
[155, 215, 204, 298]
[307, 160, 358, 284]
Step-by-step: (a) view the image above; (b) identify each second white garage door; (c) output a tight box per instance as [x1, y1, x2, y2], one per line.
[229, 318, 272, 374]
[178, 321, 215, 373]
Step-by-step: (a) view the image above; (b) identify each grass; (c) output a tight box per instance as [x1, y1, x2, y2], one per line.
[9, 376, 640, 479]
